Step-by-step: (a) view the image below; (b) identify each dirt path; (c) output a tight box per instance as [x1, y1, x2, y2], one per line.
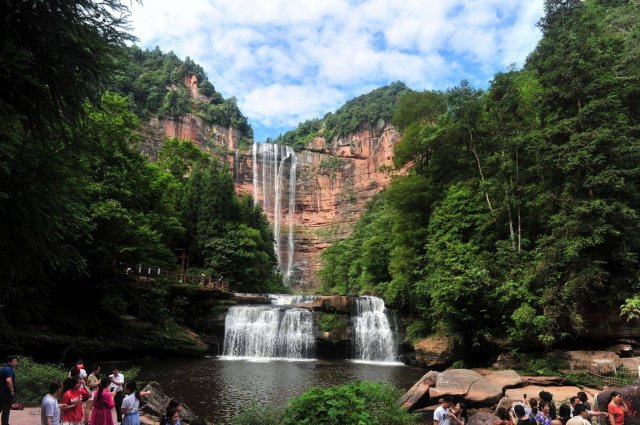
[8, 407, 158, 425]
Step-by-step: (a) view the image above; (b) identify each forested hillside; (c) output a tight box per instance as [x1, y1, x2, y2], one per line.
[0, 0, 280, 354]
[320, 0, 640, 350]
[111, 46, 253, 142]
[273, 82, 410, 149]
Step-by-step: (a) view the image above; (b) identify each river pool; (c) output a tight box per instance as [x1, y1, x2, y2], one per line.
[139, 357, 425, 424]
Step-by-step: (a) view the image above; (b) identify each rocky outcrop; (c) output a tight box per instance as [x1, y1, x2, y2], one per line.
[595, 384, 640, 425]
[140, 114, 242, 160]
[483, 370, 524, 390]
[398, 370, 439, 412]
[564, 350, 623, 373]
[412, 335, 457, 368]
[297, 295, 351, 314]
[468, 412, 499, 425]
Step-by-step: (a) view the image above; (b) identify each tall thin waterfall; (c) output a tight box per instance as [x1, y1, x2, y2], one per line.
[252, 143, 297, 283]
[222, 306, 315, 359]
[353, 296, 398, 363]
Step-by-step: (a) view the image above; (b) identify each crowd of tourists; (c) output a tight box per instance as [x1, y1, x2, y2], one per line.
[0, 356, 208, 425]
[433, 389, 630, 425]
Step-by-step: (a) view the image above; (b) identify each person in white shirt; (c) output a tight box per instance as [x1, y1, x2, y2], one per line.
[567, 404, 591, 425]
[109, 368, 125, 422]
[434, 397, 453, 425]
[121, 381, 152, 425]
[41, 381, 67, 425]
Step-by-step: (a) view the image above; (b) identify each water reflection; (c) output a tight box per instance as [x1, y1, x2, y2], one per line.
[139, 357, 424, 424]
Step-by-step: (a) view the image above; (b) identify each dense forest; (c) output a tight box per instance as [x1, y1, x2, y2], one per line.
[0, 0, 281, 352]
[320, 0, 640, 350]
[110, 46, 253, 145]
[273, 82, 410, 149]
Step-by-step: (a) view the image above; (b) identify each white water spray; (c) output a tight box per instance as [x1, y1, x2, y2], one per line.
[353, 296, 398, 363]
[222, 305, 315, 359]
[251, 143, 297, 284]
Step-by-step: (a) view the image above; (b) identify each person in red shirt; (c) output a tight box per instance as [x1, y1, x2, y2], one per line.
[608, 391, 628, 425]
[61, 377, 89, 425]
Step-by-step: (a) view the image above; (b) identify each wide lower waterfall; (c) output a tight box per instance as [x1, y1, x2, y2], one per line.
[222, 305, 315, 359]
[252, 143, 297, 284]
[353, 296, 398, 363]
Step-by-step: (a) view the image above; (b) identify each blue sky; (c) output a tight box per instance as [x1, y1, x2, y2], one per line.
[129, 0, 545, 141]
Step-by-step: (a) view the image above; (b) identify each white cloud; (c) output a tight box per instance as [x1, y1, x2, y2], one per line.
[128, 0, 544, 140]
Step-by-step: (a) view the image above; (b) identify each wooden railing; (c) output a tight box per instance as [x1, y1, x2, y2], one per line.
[128, 267, 229, 292]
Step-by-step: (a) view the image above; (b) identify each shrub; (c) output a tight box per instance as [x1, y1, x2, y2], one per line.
[282, 381, 415, 425]
[230, 402, 284, 425]
[405, 320, 430, 344]
[15, 357, 67, 406]
[316, 313, 348, 332]
[513, 352, 568, 376]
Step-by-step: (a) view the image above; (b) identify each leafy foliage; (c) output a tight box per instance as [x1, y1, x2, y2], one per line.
[321, 0, 640, 351]
[110, 46, 253, 139]
[316, 313, 348, 332]
[282, 381, 415, 425]
[0, 0, 279, 352]
[15, 358, 67, 406]
[275, 82, 410, 148]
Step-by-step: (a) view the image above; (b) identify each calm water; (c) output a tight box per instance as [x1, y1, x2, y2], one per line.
[139, 357, 425, 424]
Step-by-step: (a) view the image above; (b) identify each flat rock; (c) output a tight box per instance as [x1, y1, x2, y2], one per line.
[469, 412, 500, 425]
[299, 295, 351, 314]
[430, 369, 483, 399]
[398, 371, 439, 412]
[466, 379, 504, 405]
[522, 376, 567, 386]
[484, 370, 524, 390]
[621, 357, 640, 371]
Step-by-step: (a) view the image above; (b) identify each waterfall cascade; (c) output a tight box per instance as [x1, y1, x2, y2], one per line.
[222, 305, 315, 360]
[270, 294, 317, 305]
[353, 296, 399, 363]
[252, 143, 297, 283]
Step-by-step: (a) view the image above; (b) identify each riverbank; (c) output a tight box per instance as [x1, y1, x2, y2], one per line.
[8, 408, 157, 425]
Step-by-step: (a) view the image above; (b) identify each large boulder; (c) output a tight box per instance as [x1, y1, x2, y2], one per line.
[595, 383, 640, 425]
[484, 370, 524, 390]
[398, 371, 439, 412]
[140, 381, 198, 423]
[466, 379, 504, 405]
[430, 369, 483, 399]
[468, 412, 500, 425]
[564, 350, 623, 372]
[414, 335, 458, 368]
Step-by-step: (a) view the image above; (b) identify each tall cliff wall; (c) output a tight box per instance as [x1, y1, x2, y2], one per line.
[235, 122, 402, 289]
[140, 113, 243, 160]
[138, 104, 402, 289]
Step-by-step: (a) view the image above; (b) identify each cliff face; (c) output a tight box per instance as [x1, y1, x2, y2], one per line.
[137, 73, 402, 288]
[140, 113, 242, 160]
[235, 122, 402, 289]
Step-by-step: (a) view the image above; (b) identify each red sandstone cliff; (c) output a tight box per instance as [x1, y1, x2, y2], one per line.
[234, 122, 403, 289]
[137, 73, 402, 288]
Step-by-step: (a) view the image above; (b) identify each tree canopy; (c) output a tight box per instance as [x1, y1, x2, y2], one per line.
[320, 0, 640, 350]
